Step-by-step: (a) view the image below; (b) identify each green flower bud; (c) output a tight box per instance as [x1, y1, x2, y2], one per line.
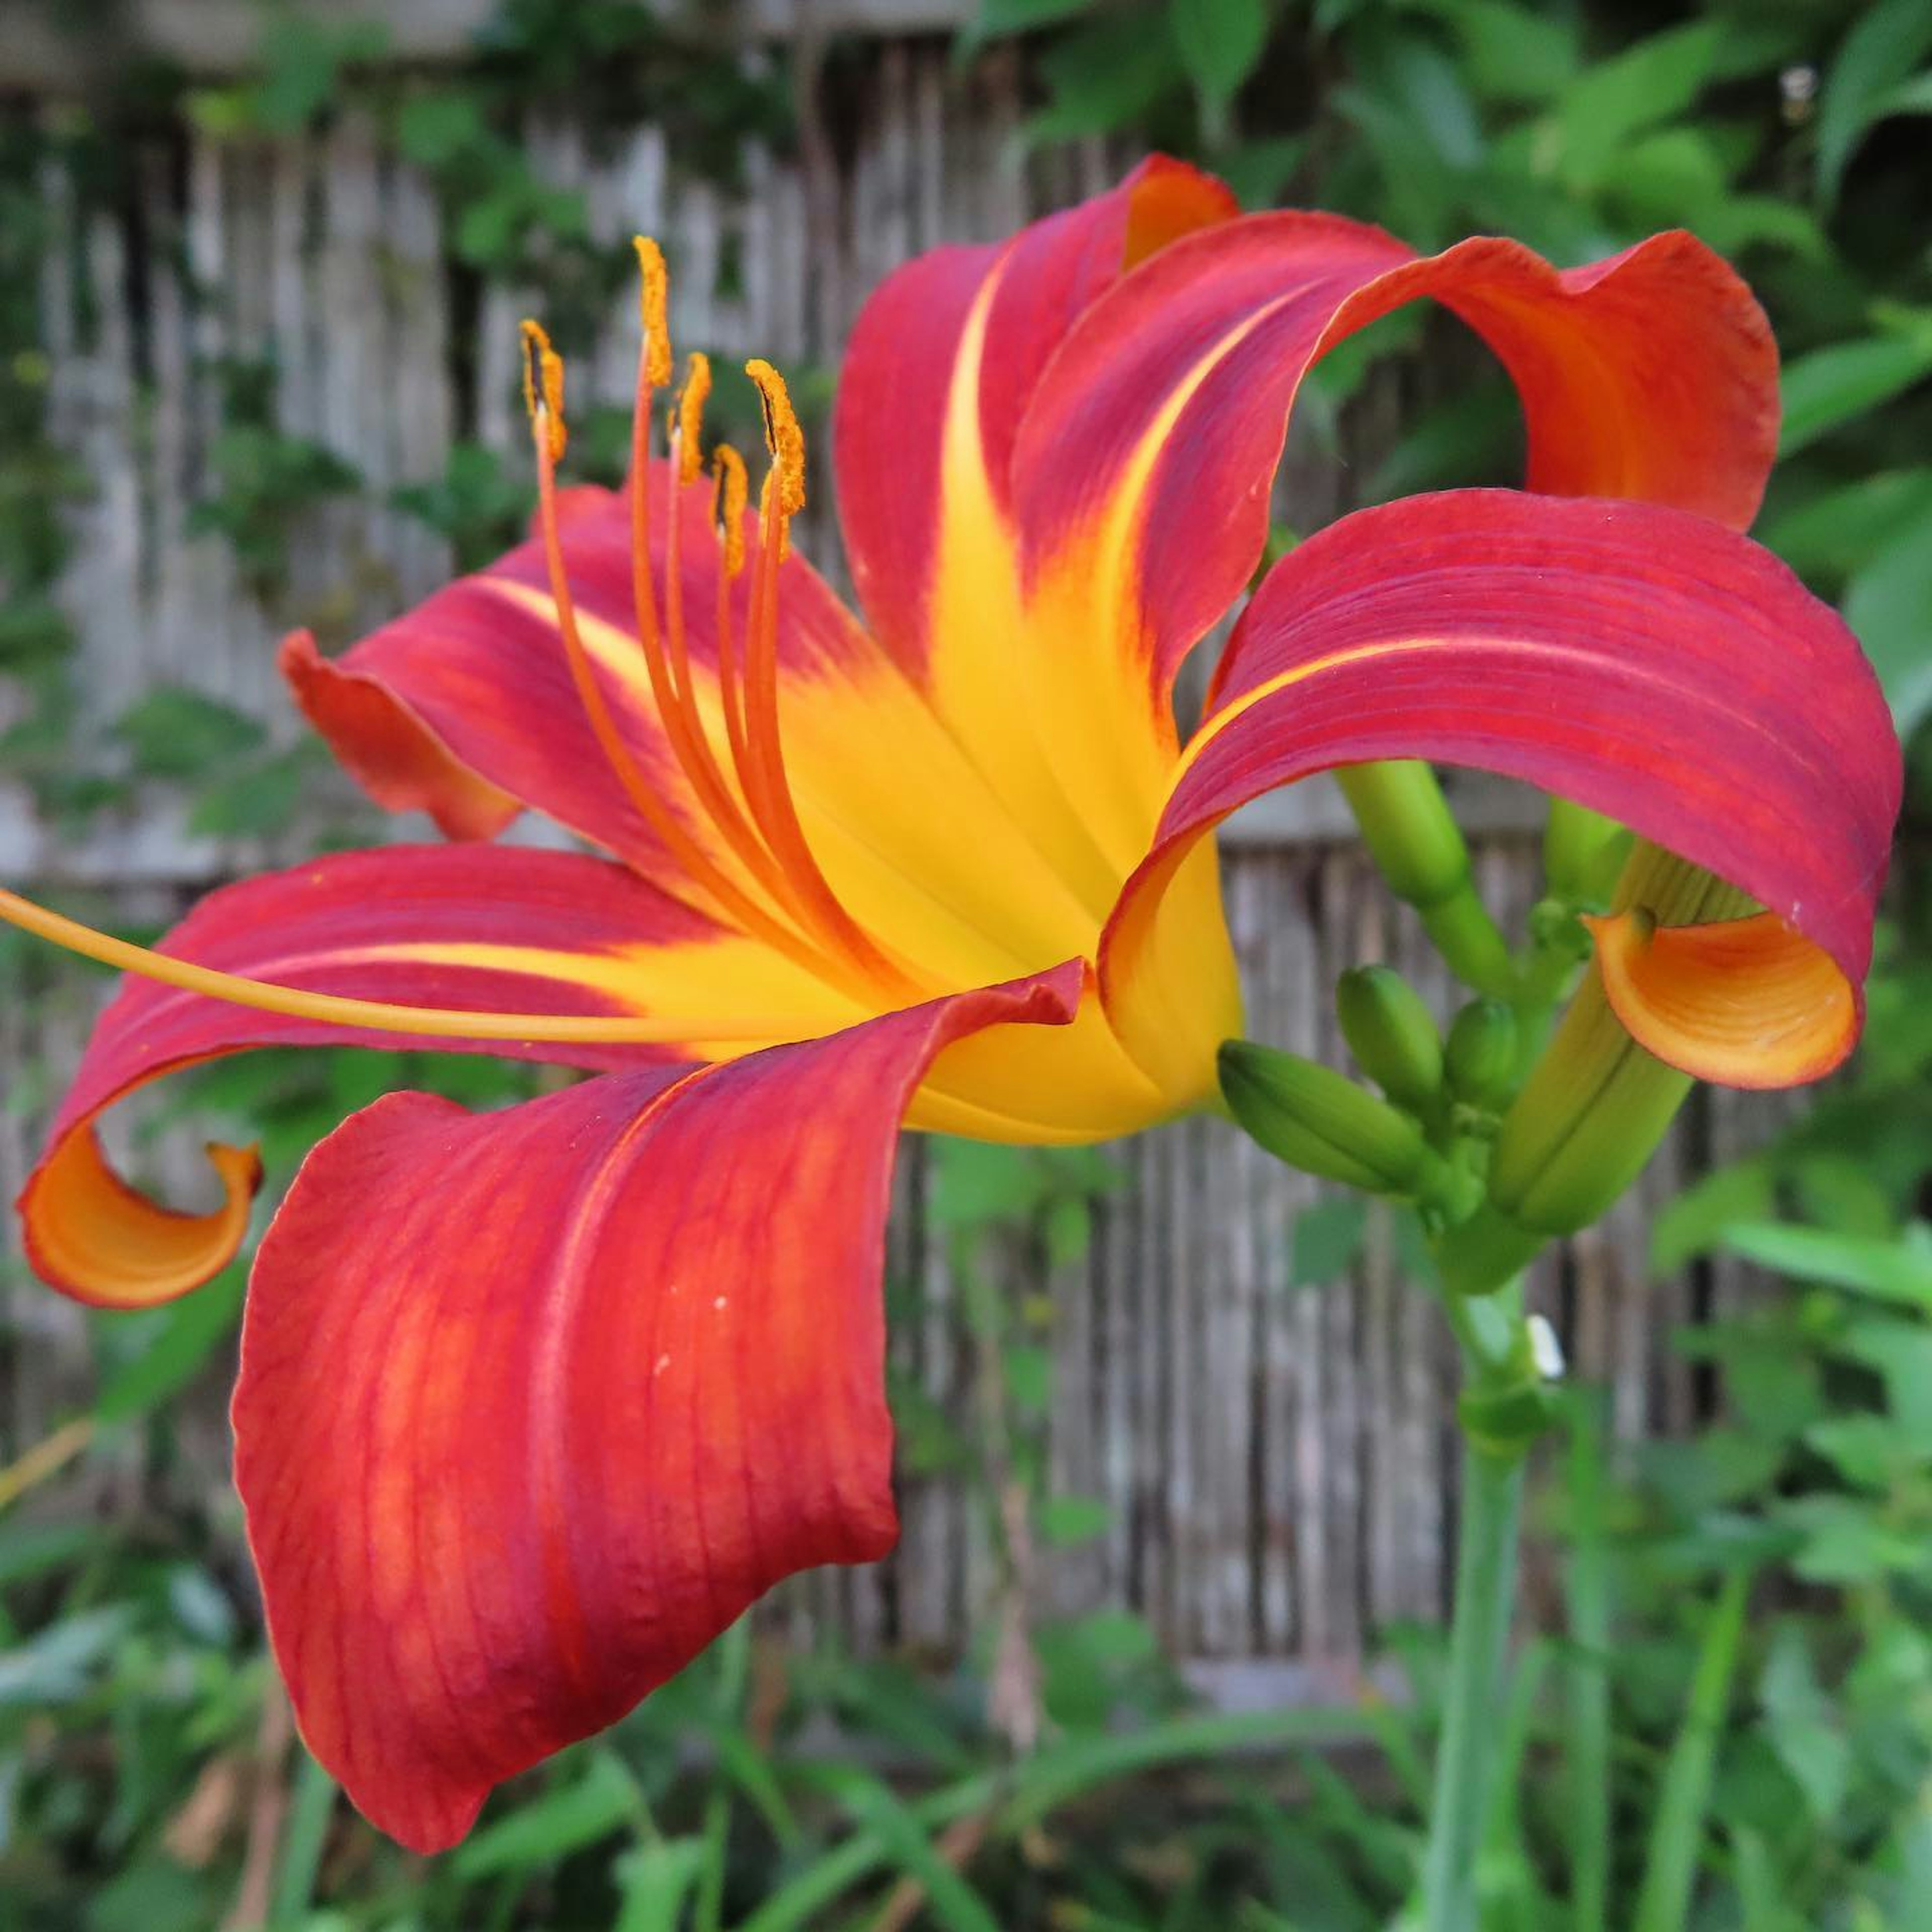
[1490, 843, 1746, 1230]
[1219, 1039, 1430, 1194]
[1334, 762, 1516, 997]
[1443, 998, 1518, 1111]
[1542, 797, 1632, 907]
[1336, 965, 1443, 1109]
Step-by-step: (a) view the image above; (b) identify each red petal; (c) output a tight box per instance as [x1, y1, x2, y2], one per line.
[832, 155, 1236, 668]
[285, 467, 876, 883]
[20, 845, 722, 1307]
[1105, 491, 1898, 1085]
[231, 963, 1081, 1853]
[1012, 214, 1778, 697]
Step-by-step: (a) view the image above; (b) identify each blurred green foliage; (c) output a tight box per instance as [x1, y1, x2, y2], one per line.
[3, 0, 1931, 1925]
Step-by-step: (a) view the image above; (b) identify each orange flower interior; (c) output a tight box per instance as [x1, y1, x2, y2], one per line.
[499, 246, 1241, 1140]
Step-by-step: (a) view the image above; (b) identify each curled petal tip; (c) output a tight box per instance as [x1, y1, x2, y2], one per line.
[1587, 907, 1859, 1089]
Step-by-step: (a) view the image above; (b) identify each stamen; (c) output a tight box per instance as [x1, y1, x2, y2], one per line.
[745, 356, 806, 532]
[615, 296, 793, 915]
[712, 444, 754, 783]
[0, 889, 786, 1045]
[521, 326, 828, 974]
[735, 460, 918, 995]
[633, 236, 673, 387]
[520, 319, 567, 464]
[712, 442, 749, 581]
[676, 352, 711, 484]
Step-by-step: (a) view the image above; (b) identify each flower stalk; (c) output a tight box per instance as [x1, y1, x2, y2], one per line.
[1335, 763, 1518, 999]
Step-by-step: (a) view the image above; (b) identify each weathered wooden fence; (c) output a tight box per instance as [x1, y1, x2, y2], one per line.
[0, 1, 1790, 1684]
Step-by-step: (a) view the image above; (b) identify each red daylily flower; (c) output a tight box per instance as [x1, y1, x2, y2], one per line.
[5, 159, 1899, 1850]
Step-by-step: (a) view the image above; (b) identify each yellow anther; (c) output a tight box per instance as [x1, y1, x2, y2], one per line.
[677, 352, 712, 484]
[745, 357, 806, 517]
[712, 444, 749, 578]
[633, 236, 672, 387]
[518, 318, 568, 463]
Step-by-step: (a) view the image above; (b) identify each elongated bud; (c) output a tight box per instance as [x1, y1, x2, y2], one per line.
[1334, 762, 1516, 996]
[1336, 761, 1470, 906]
[1219, 1039, 1430, 1194]
[1433, 840, 1751, 1297]
[1543, 796, 1632, 907]
[1444, 998, 1518, 1111]
[1335, 965, 1442, 1109]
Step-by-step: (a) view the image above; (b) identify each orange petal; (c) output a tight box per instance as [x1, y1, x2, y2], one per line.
[1583, 908, 1859, 1088]
[20, 1132, 262, 1310]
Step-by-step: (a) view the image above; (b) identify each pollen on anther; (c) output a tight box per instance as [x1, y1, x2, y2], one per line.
[677, 352, 712, 484]
[633, 236, 673, 387]
[744, 357, 806, 516]
[712, 444, 749, 578]
[518, 318, 568, 463]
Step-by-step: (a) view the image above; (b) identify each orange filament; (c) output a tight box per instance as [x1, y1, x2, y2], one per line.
[624, 324, 791, 915]
[711, 445, 753, 781]
[0, 889, 785, 1045]
[523, 264, 922, 1003]
[522, 320, 830, 978]
[713, 443, 749, 580]
[731, 456, 916, 994]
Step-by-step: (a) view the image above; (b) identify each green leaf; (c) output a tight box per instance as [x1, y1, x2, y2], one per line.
[1036, 1494, 1113, 1546]
[1650, 1160, 1775, 1274]
[1718, 1220, 1932, 1308]
[1845, 517, 1932, 740]
[1217, 134, 1306, 209]
[957, 0, 1098, 56]
[1759, 1625, 1849, 1823]
[614, 1838, 707, 1931]
[1440, 0, 1577, 104]
[1779, 328, 1932, 459]
[0, 1520, 96, 1589]
[112, 687, 266, 781]
[270, 1749, 339, 1924]
[0, 1605, 133, 1706]
[188, 742, 329, 839]
[1553, 22, 1721, 190]
[1630, 1570, 1752, 1932]
[814, 1767, 1006, 1932]
[93, 1268, 247, 1427]
[1170, 0, 1270, 108]
[1779, 1495, 1924, 1584]
[394, 90, 490, 170]
[1028, 9, 1181, 138]
[1816, 0, 1932, 208]
[1804, 1413, 1908, 1489]
[1761, 469, 1932, 583]
[453, 1750, 643, 1877]
[1290, 1197, 1367, 1287]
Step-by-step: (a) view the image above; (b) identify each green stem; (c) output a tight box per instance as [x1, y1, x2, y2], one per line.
[1336, 763, 1517, 998]
[1564, 1391, 1613, 1932]
[1420, 1436, 1526, 1932]
[696, 1617, 753, 1932]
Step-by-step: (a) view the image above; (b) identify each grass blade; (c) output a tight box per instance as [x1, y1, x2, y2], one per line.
[1630, 1569, 1752, 1932]
[1563, 1389, 1613, 1932]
